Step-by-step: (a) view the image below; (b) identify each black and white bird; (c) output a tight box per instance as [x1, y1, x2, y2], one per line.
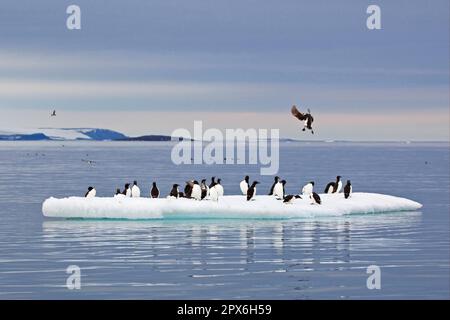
[247, 181, 259, 201]
[291, 105, 314, 134]
[150, 182, 159, 198]
[169, 184, 180, 198]
[85, 186, 96, 198]
[283, 194, 301, 204]
[200, 179, 209, 199]
[324, 176, 342, 194]
[240, 175, 250, 195]
[115, 188, 125, 198]
[184, 181, 193, 198]
[310, 192, 321, 205]
[215, 178, 224, 197]
[50, 110, 56, 117]
[268, 176, 280, 195]
[188, 180, 202, 200]
[302, 181, 314, 196]
[344, 180, 352, 199]
[131, 180, 140, 198]
[122, 183, 131, 197]
[273, 179, 286, 199]
[209, 176, 216, 189]
[209, 182, 219, 202]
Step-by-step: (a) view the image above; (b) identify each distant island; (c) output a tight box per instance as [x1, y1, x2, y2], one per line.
[0, 128, 182, 141]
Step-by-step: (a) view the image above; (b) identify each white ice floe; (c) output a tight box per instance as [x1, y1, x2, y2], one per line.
[42, 193, 422, 220]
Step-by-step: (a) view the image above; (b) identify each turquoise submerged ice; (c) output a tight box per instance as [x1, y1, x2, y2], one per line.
[42, 193, 422, 219]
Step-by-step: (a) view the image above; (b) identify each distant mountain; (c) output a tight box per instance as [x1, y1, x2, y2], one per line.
[118, 135, 175, 141]
[0, 128, 128, 141]
[74, 128, 127, 140]
[0, 133, 51, 141]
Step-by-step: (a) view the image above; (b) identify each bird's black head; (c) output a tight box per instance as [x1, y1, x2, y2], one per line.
[310, 181, 315, 186]
[173, 184, 179, 188]
[347, 180, 351, 184]
[201, 179, 206, 183]
[115, 188, 120, 194]
[133, 180, 137, 185]
[87, 186, 93, 191]
[274, 176, 280, 182]
[193, 180, 199, 184]
[217, 178, 221, 183]
[336, 176, 341, 180]
[125, 183, 130, 188]
[252, 181, 260, 186]
[281, 180, 287, 185]
[211, 176, 215, 181]
[245, 175, 249, 182]
[152, 182, 157, 187]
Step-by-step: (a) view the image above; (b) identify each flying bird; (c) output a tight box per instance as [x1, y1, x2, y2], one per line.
[50, 110, 56, 117]
[291, 105, 314, 134]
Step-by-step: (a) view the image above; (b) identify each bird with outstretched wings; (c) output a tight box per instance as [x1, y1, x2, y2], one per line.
[291, 105, 314, 134]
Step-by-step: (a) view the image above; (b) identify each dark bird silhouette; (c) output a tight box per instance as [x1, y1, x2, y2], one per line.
[283, 194, 301, 204]
[291, 105, 314, 134]
[200, 179, 208, 199]
[209, 176, 216, 189]
[150, 182, 160, 198]
[247, 181, 259, 201]
[310, 192, 321, 205]
[170, 184, 180, 198]
[344, 180, 352, 199]
[50, 110, 56, 117]
[324, 176, 342, 194]
[268, 176, 280, 195]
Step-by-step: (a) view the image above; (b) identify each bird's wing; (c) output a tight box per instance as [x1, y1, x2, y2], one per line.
[291, 105, 307, 120]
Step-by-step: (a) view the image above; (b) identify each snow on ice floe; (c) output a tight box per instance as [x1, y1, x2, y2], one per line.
[42, 193, 422, 220]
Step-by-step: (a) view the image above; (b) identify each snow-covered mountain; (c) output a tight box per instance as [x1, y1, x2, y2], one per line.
[0, 128, 128, 141]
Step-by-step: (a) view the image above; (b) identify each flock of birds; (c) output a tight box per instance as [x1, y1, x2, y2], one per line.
[84, 175, 352, 205]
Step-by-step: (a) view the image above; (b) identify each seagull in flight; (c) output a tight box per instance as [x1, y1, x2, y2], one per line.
[291, 105, 314, 134]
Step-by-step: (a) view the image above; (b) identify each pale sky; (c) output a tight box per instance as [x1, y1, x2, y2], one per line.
[0, 0, 448, 140]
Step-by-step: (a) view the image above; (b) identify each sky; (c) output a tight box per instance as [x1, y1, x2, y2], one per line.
[0, 0, 448, 140]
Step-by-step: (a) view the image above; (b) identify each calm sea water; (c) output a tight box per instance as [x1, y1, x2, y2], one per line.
[0, 141, 448, 299]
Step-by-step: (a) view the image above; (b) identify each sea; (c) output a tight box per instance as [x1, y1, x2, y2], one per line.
[0, 141, 448, 299]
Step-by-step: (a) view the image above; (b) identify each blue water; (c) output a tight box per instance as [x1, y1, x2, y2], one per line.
[0, 141, 448, 299]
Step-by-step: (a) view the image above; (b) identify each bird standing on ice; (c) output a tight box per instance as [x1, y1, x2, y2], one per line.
[302, 181, 314, 196]
[169, 184, 180, 198]
[123, 183, 131, 197]
[209, 177, 216, 189]
[131, 181, 140, 197]
[184, 180, 193, 198]
[240, 175, 250, 195]
[200, 179, 209, 200]
[310, 192, 321, 205]
[85, 186, 96, 198]
[268, 176, 280, 195]
[291, 105, 314, 134]
[273, 179, 286, 199]
[344, 180, 352, 199]
[209, 183, 219, 202]
[215, 178, 224, 197]
[189, 180, 202, 200]
[150, 182, 159, 198]
[324, 176, 342, 194]
[247, 181, 259, 201]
